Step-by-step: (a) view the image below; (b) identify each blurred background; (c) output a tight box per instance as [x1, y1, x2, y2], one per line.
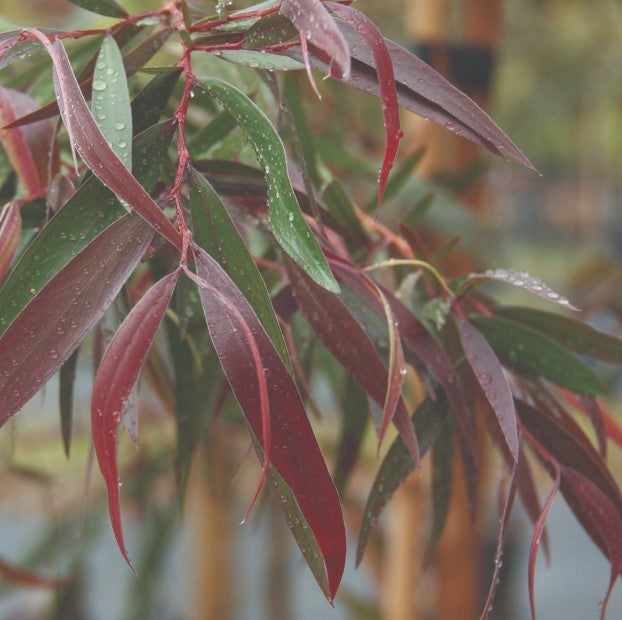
[0, 0, 620, 618]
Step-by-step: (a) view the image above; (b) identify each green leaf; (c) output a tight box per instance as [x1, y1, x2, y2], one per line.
[188, 110, 237, 158]
[67, 0, 128, 18]
[196, 76, 339, 293]
[322, 180, 369, 250]
[91, 35, 133, 173]
[131, 69, 181, 135]
[428, 421, 454, 551]
[59, 347, 79, 458]
[0, 120, 175, 337]
[219, 50, 304, 71]
[187, 165, 291, 371]
[242, 12, 298, 49]
[356, 396, 448, 565]
[470, 315, 603, 396]
[495, 306, 622, 365]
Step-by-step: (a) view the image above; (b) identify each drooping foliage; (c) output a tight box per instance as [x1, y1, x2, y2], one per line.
[0, 1, 621, 617]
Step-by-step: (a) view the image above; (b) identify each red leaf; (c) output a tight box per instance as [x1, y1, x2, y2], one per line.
[602, 405, 622, 450]
[285, 256, 418, 460]
[92, 269, 180, 569]
[0, 214, 154, 424]
[457, 318, 518, 461]
[25, 30, 181, 251]
[0, 553, 72, 589]
[481, 465, 517, 619]
[0, 87, 58, 196]
[561, 467, 622, 618]
[578, 395, 607, 457]
[280, 0, 350, 79]
[326, 3, 402, 208]
[0, 200, 21, 281]
[192, 243, 345, 600]
[528, 456, 560, 620]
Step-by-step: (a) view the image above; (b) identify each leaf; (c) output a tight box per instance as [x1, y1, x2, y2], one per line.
[322, 179, 370, 250]
[91, 34, 133, 172]
[0, 87, 58, 196]
[0, 213, 155, 424]
[25, 30, 181, 250]
[527, 459, 560, 620]
[196, 75, 338, 293]
[219, 50, 304, 71]
[471, 315, 603, 396]
[193, 243, 345, 600]
[457, 318, 518, 461]
[92, 269, 179, 569]
[285, 255, 419, 459]
[0, 553, 72, 589]
[517, 400, 622, 547]
[577, 395, 607, 457]
[188, 110, 237, 158]
[67, 0, 128, 18]
[243, 13, 298, 49]
[334, 377, 369, 497]
[0, 200, 20, 282]
[326, 3, 401, 208]
[59, 347, 79, 458]
[560, 467, 622, 618]
[280, 0, 350, 79]
[287, 28, 533, 169]
[461, 269, 577, 310]
[0, 120, 176, 337]
[495, 306, 622, 364]
[131, 68, 181, 135]
[6, 28, 173, 131]
[481, 465, 518, 620]
[428, 421, 454, 552]
[187, 165, 291, 370]
[356, 396, 448, 565]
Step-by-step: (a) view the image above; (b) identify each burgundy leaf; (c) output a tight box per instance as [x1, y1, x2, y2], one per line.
[92, 269, 180, 569]
[287, 27, 533, 169]
[457, 318, 518, 461]
[285, 255, 418, 460]
[481, 465, 517, 619]
[280, 0, 350, 79]
[25, 30, 181, 251]
[0, 201, 21, 282]
[5, 27, 173, 131]
[0, 553, 72, 589]
[528, 456, 561, 620]
[326, 3, 402, 208]
[561, 467, 622, 618]
[0, 87, 58, 196]
[193, 243, 345, 600]
[0, 214, 154, 424]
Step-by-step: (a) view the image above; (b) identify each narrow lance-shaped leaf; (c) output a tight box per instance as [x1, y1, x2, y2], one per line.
[59, 348, 79, 458]
[91, 34, 133, 173]
[6, 28, 174, 131]
[495, 305, 622, 364]
[357, 396, 448, 565]
[0, 214, 155, 424]
[0, 87, 58, 196]
[193, 243, 345, 600]
[0, 200, 20, 282]
[92, 269, 180, 569]
[327, 2, 402, 208]
[471, 315, 603, 396]
[0, 120, 176, 337]
[187, 165, 291, 371]
[481, 466, 518, 620]
[285, 255, 419, 459]
[457, 318, 518, 461]
[428, 421, 454, 552]
[280, 0, 350, 79]
[25, 30, 181, 251]
[196, 75, 339, 293]
[560, 467, 622, 619]
[66, 0, 128, 18]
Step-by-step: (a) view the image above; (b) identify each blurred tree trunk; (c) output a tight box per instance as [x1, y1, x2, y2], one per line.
[383, 2, 503, 619]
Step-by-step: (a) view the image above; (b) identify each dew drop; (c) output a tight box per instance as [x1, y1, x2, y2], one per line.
[92, 80, 107, 91]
